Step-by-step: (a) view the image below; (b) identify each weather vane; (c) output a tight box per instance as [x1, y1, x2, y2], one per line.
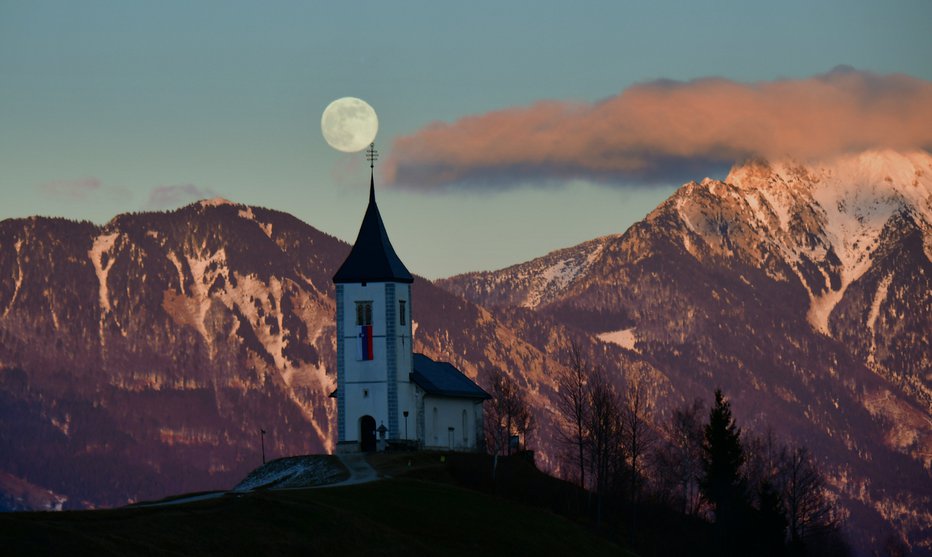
[365, 142, 378, 170]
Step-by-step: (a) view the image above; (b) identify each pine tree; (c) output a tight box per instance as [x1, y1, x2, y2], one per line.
[755, 479, 788, 556]
[701, 389, 748, 553]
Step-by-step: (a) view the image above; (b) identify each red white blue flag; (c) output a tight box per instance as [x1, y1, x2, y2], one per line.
[357, 325, 373, 360]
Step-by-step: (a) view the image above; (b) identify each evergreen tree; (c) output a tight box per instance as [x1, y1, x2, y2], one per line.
[700, 389, 748, 553]
[755, 478, 788, 556]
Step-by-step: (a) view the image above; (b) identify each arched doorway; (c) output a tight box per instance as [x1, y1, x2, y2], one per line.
[359, 415, 376, 452]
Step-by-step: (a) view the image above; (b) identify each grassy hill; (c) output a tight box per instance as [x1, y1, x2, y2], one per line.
[0, 453, 628, 556]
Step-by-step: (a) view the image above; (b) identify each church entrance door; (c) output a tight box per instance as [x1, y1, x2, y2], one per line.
[360, 415, 377, 452]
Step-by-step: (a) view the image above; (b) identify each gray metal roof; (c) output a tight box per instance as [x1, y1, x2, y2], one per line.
[411, 353, 491, 400]
[332, 175, 413, 284]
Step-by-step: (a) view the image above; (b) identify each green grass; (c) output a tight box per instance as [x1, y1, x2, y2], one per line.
[0, 477, 628, 556]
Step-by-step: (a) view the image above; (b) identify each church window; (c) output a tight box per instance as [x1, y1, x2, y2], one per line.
[355, 301, 372, 326]
[399, 300, 406, 325]
[462, 409, 468, 444]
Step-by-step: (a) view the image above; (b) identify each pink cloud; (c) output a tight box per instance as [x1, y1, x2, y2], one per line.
[145, 184, 219, 210]
[384, 68, 932, 189]
[38, 177, 102, 200]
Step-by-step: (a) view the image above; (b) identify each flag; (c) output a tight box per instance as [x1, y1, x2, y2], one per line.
[357, 325, 373, 360]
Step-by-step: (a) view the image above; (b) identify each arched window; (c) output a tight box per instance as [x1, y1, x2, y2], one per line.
[462, 409, 469, 446]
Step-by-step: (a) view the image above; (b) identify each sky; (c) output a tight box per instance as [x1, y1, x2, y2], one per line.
[1, 1, 930, 279]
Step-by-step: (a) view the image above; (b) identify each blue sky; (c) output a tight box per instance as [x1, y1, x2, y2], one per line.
[2, 1, 930, 278]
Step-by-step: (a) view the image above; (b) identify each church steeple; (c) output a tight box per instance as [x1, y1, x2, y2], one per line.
[332, 138, 488, 453]
[332, 143, 413, 284]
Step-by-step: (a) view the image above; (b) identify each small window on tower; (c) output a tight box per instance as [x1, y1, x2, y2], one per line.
[355, 301, 372, 326]
[399, 300, 406, 326]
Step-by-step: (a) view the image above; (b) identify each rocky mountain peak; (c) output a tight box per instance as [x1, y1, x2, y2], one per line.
[724, 149, 932, 226]
[659, 150, 931, 336]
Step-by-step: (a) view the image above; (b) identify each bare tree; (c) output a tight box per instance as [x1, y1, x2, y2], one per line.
[484, 367, 534, 458]
[654, 397, 706, 515]
[621, 366, 656, 503]
[744, 428, 789, 505]
[586, 370, 623, 525]
[783, 445, 840, 549]
[555, 342, 590, 489]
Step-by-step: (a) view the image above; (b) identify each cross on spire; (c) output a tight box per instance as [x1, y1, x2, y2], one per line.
[365, 142, 379, 170]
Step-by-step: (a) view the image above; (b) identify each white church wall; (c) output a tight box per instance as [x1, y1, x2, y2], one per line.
[423, 396, 483, 451]
[396, 383, 418, 441]
[340, 282, 417, 443]
[342, 383, 388, 442]
[390, 284, 414, 440]
[340, 283, 388, 441]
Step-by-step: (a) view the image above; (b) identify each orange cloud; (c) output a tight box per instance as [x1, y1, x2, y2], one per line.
[384, 68, 932, 189]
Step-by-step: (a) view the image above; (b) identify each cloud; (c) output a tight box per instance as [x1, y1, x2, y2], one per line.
[38, 177, 102, 200]
[145, 184, 219, 210]
[384, 68, 932, 190]
[37, 178, 136, 205]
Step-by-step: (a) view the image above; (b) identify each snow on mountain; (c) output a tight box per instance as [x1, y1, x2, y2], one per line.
[437, 235, 614, 309]
[721, 150, 931, 335]
[596, 327, 638, 352]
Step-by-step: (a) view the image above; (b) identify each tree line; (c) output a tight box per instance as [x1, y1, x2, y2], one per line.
[482, 343, 853, 557]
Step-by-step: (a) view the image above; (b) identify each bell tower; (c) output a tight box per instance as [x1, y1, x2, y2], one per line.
[333, 144, 415, 452]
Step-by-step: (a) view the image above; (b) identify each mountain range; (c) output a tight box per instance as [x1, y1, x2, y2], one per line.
[0, 149, 929, 554]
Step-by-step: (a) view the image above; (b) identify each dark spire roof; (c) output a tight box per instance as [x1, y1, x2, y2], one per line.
[332, 172, 413, 284]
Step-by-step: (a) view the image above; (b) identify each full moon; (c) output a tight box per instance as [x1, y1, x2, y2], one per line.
[321, 97, 379, 153]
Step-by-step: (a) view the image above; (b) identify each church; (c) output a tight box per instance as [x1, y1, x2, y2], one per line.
[331, 145, 490, 453]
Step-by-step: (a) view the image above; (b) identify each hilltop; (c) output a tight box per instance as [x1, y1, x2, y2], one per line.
[0, 453, 630, 557]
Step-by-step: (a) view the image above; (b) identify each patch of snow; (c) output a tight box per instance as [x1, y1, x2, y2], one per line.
[166, 251, 186, 295]
[806, 288, 846, 336]
[3, 239, 25, 318]
[238, 206, 273, 238]
[521, 240, 607, 309]
[200, 197, 234, 207]
[183, 248, 228, 341]
[682, 234, 697, 258]
[233, 456, 347, 492]
[597, 328, 638, 352]
[88, 233, 119, 313]
[676, 197, 698, 233]
[866, 273, 893, 336]
[866, 273, 894, 365]
[757, 188, 792, 230]
[214, 272, 292, 372]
